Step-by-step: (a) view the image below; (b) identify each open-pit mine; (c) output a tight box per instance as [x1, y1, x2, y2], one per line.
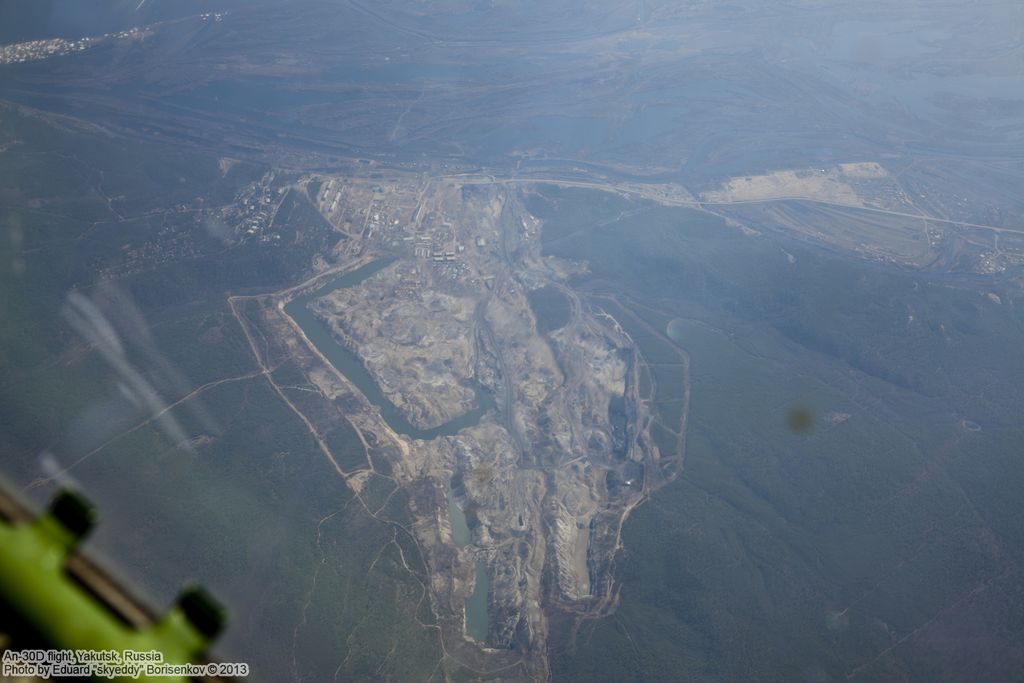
[230, 175, 686, 679]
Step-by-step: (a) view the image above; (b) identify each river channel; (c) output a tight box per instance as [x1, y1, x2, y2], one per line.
[284, 259, 495, 440]
[284, 258, 491, 639]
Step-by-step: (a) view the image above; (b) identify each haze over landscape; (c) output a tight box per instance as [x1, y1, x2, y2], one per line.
[1, 0, 1023, 680]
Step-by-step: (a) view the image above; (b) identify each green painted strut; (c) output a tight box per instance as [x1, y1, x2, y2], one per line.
[0, 490, 225, 682]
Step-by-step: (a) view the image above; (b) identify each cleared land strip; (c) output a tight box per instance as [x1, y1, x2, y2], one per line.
[446, 174, 1020, 235]
[24, 368, 268, 491]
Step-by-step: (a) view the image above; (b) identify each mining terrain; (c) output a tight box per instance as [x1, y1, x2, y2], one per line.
[223, 156, 1024, 679]
[230, 175, 683, 679]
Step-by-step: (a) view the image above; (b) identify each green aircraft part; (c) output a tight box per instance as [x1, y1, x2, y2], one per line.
[0, 490, 225, 682]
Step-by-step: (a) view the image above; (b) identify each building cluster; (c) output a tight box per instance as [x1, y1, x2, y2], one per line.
[0, 36, 99, 65]
[0, 9, 230, 67]
[409, 231, 459, 263]
[98, 212, 206, 280]
[315, 177, 377, 244]
[227, 172, 282, 244]
[363, 200, 399, 241]
[400, 217, 475, 282]
[311, 174, 498, 286]
[0, 26, 153, 66]
[390, 263, 427, 299]
[319, 179, 342, 215]
[977, 251, 1010, 274]
[351, 193, 478, 284]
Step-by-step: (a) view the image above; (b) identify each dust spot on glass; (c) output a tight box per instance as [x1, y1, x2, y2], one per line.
[665, 318, 686, 344]
[825, 609, 848, 631]
[203, 215, 233, 244]
[786, 407, 814, 434]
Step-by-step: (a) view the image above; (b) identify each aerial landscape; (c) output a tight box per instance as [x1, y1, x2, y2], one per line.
[0, 0, 1023, 681]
